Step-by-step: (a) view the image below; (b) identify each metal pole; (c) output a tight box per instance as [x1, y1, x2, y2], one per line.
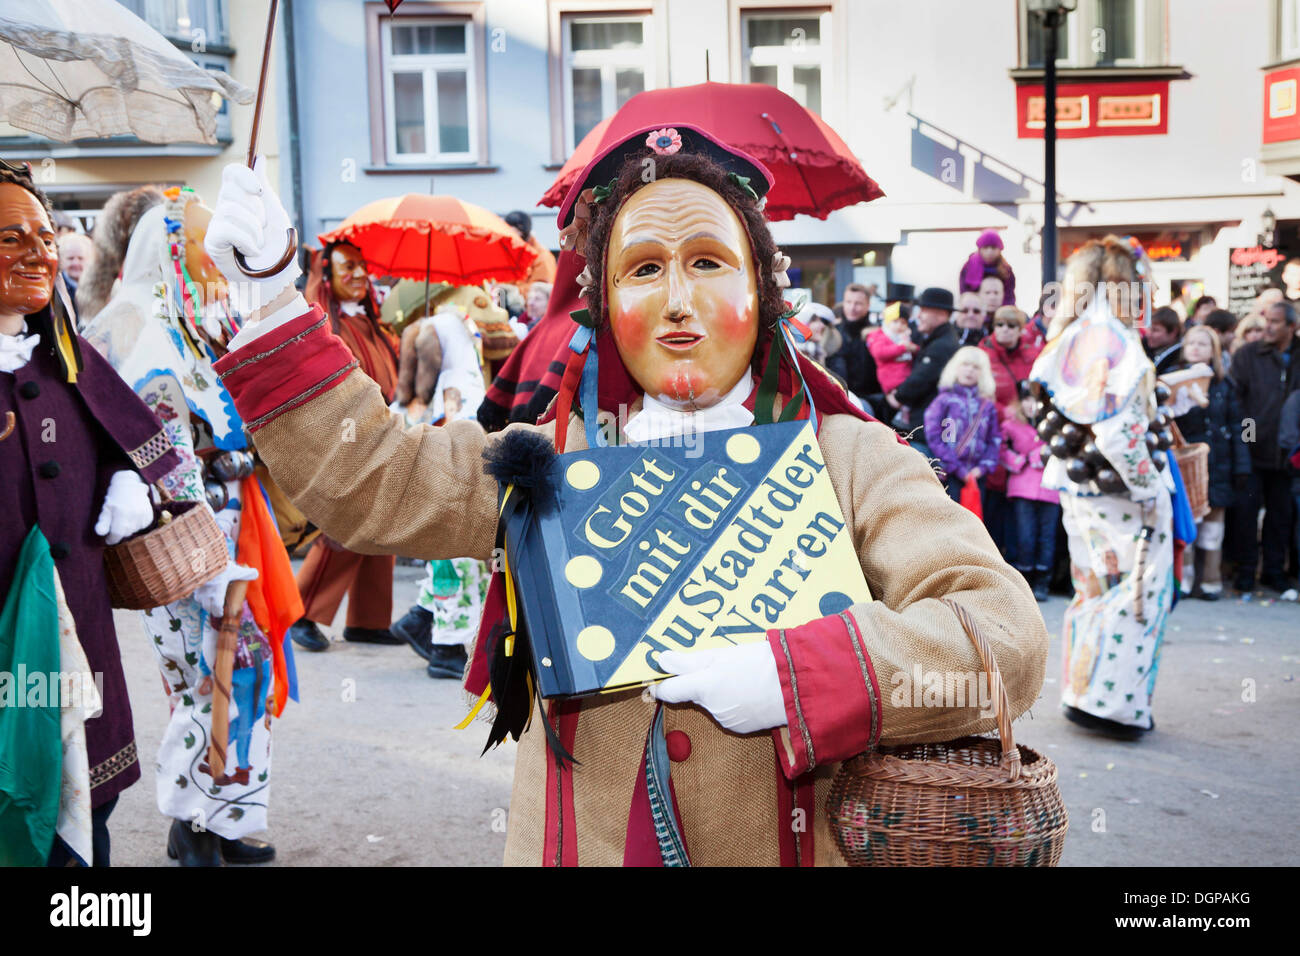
[1041, 10, 1059, 291]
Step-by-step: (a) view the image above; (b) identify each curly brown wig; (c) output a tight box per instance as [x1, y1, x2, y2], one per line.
[0, 161, 54, 219]
[582, 152, 785, 370]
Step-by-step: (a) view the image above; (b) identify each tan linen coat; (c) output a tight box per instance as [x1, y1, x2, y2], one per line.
[247, 361, 1048, 865]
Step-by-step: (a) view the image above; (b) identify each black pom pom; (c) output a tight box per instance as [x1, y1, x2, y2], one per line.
[483, 429, 560, 500]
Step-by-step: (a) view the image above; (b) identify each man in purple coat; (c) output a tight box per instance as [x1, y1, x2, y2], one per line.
[0, 161, 180, 866]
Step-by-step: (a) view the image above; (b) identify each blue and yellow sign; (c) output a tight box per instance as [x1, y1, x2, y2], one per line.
[508, 421, 871, 698]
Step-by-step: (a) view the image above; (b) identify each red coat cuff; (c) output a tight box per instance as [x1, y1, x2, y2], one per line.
[767, 610, 882, 779]
[213, 306, 358, 432]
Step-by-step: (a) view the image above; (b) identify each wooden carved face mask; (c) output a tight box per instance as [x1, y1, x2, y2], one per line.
[604, 178, 759, 411]
[0, 182, 57, 318]
[329, 242, 370, 305]
[182, 200, 229, 307]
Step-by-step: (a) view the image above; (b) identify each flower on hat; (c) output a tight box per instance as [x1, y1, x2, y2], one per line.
[558, 187, 597, 258]
[772, 251, 791, 290]
[646, 128, 682, 156]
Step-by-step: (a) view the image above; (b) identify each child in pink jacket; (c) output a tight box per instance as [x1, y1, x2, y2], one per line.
[1000, 382, 1061, 601]
[867, 302, 918, 392]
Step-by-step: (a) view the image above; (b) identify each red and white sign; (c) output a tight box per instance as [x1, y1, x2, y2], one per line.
[1016, 80, 1169, 139]
[1263, 67, 1300, 144]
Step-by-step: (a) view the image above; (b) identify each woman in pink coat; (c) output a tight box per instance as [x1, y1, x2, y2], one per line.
[1000, 382, 1060, 601]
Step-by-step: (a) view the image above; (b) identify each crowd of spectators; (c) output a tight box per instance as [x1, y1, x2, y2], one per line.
[797, 236, 1300, 601]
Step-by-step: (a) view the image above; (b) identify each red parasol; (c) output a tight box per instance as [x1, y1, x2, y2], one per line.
[317, 194, 537, 285]
[539, 82, 883, 222]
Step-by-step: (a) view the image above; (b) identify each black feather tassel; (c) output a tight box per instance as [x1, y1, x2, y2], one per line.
[478, 428, 575, 766]
[482, 429, 561, 502]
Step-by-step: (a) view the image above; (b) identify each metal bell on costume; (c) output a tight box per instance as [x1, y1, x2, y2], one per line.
[204, 479, 229, 513]
[1065, 457, 1093, 484]
[1059, 422, 1085, 451]
[1094, 467, 1126, 494]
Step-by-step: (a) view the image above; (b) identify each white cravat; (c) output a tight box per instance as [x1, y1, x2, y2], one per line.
[0, 320, 39, 373]
[339, 300, 366, 316]
[624, 375, 755, 443]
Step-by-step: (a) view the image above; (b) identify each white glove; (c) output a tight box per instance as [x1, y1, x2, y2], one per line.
[204, 156, 302, 317]
[193, 563, 259, 618]
[649, 644, 788, 734]
[95, 470, 154, 545]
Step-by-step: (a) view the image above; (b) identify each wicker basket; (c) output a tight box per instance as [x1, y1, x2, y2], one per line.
[104, 485, 228, 610]
[1168, 420, 1210, 522]
[826, 601, 1068, 866]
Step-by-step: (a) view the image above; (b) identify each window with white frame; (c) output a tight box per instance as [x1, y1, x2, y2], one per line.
[1282, 0, 1300, 61]
[740, 10, 831, 115]
[562, 15, 653, 155]
[1022, 0, 1162, 69]
[382, 18, 478, 164]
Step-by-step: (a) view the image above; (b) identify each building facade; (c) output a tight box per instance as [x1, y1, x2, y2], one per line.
[5, 0, 1299, 317]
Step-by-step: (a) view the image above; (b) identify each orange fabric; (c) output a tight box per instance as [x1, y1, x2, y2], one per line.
[237, 476, 303, 718]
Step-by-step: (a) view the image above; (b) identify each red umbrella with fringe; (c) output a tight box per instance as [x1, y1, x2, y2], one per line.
[317, 194, 537, 285]
[539, 82, 883, 221]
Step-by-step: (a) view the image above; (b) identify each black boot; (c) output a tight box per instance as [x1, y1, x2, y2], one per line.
[426, 643, 468, 679]
[220, 835, 276, 864]
[343, 626, 403, 645]
[391, 606, 435, 661]
[1061, 704, 1147, 740]
[166, 818, 223, 866]
[1031, 570, 1050, 602]
[288, 617, 330, 652]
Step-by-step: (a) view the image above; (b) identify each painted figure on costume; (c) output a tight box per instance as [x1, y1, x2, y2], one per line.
[0, 161, 180, 867]
[200, 128, 1049, 866]
[79, 184, 301, 866]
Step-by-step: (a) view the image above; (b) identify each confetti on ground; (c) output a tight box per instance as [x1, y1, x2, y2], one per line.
[1240, 637, 1255, 644]
[1106, 762, 1115, 770]
[1215, 635, 1227, 642]
[1079, 772, 1088, 778]
[366, 834, 384, 843]
[1211, 658, 1225, 664]
[1125, 798, 1141, 805]
[1199, 789, 1219, 799]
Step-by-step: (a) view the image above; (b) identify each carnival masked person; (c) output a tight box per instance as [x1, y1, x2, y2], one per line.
[202, 131, 1047, 866]
[80, 184, 301, 866]
[0, 161, 181, 866]
[287, 240, 402, 651]
[1030, 236, 1175, 740]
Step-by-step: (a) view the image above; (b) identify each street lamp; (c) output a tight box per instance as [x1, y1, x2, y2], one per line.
[1260, 207, 1277, 248]
[1027, 0, 1077, 291]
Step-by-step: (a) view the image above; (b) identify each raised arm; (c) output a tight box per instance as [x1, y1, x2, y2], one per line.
[203, 159, 522, 563]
